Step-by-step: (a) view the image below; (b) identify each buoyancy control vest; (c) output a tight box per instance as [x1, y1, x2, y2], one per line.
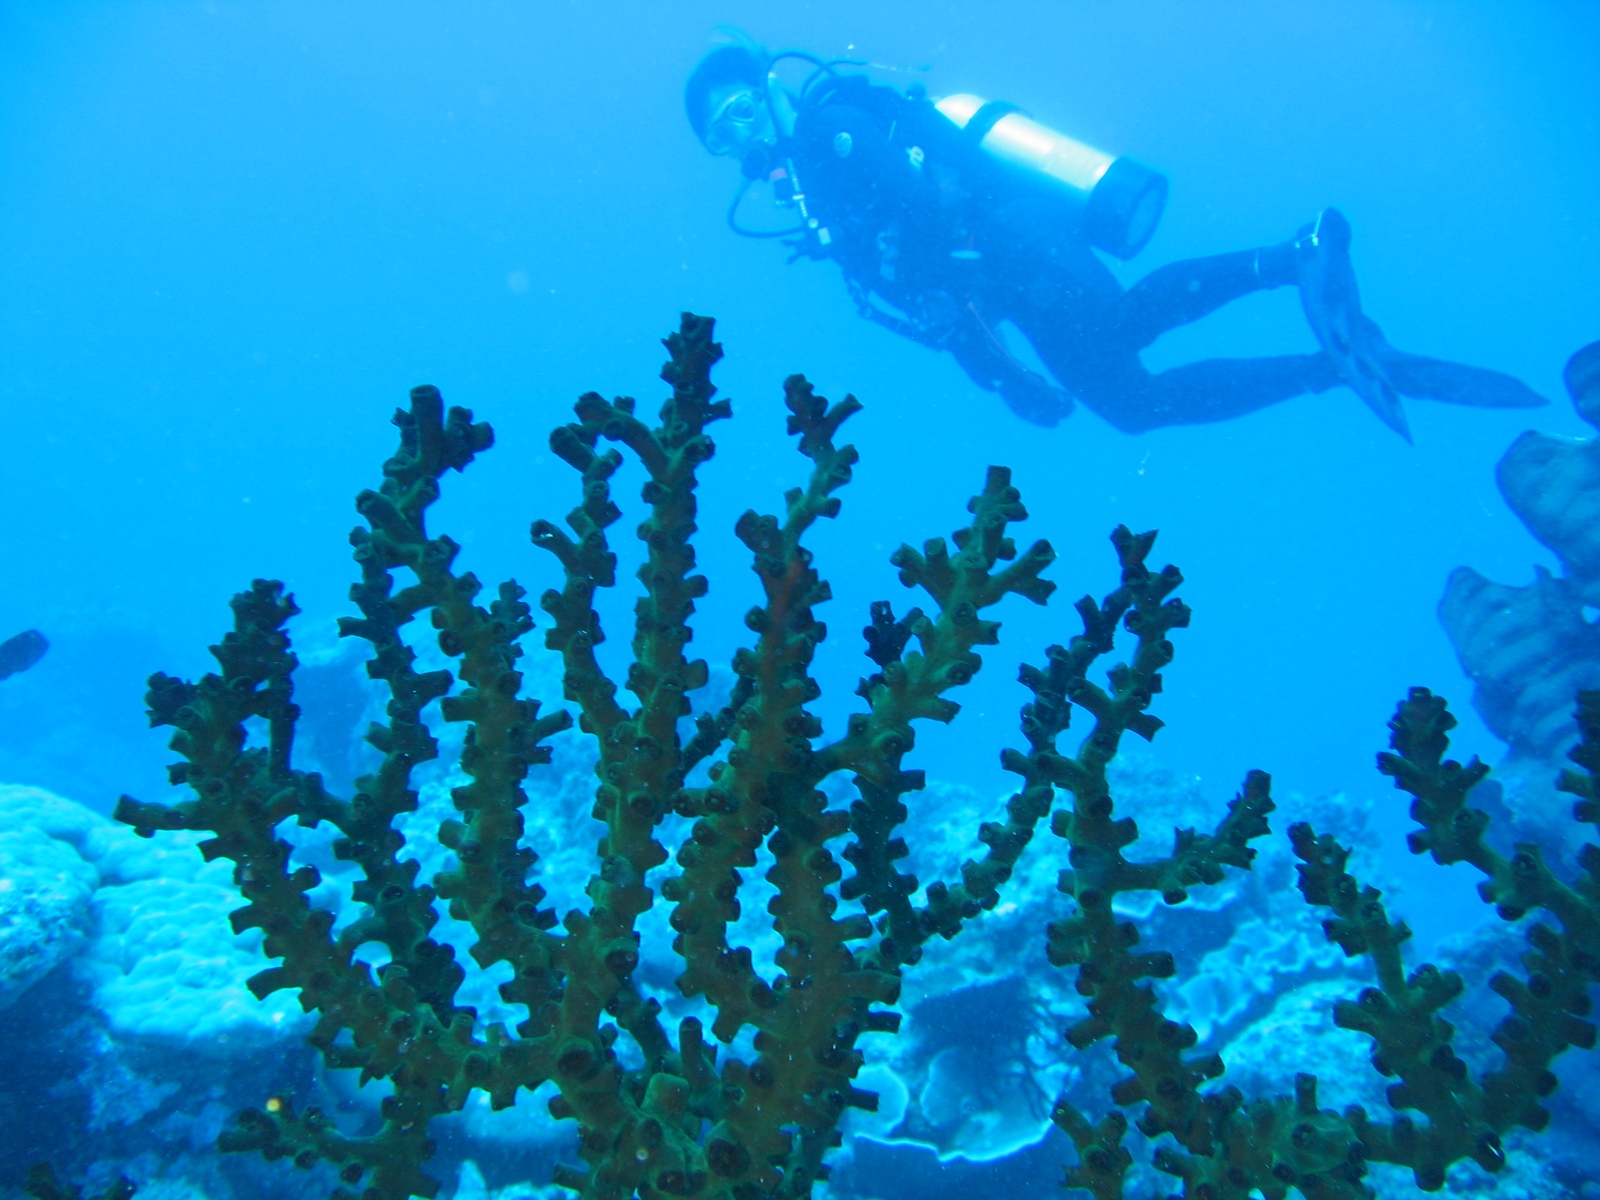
[732, 69, 1169, 265]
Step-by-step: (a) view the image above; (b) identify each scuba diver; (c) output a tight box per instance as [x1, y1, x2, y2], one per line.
[685, 38, 1544, 439]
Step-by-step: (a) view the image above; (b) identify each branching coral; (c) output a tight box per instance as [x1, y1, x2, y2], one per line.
[1037, 664, 1600, 1197]
[24, 1165, 135, 1200]
[101, 315, 1599, 1200]
[111, 315, 1059, 1200]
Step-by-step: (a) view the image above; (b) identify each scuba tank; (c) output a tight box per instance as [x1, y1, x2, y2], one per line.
[934, 93, 1167, 259]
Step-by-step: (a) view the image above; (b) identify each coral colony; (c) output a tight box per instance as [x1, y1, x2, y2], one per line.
[76, 317, 1598, 1200]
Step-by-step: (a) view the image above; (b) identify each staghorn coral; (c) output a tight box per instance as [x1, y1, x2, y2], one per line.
[1036, 671, 1600, 1198]
[111, 315, 1060, 1200]
[98, 315, 1599, 1200]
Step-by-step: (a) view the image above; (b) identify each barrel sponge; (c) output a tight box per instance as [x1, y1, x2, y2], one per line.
[1439, 342, 1600, 761]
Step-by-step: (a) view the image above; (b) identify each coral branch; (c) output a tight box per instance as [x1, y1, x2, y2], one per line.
[25, 1166, 136, 1200]
[117, 388, 567, 1199]
[1024, 528, 1272, 1160]
[103, 316, 1600, 1200]
[113, 316, 1068, 1200]
[1042, 676, 1599, 1200]
[1294, 688, 1600, 1188]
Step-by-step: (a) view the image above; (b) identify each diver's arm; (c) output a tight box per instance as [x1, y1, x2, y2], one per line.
[944, 306, 1074, 425]
[851, 287, 943, 348]
[851, 275, 1072, 423]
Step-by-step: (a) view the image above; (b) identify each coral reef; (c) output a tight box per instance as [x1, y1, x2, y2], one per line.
[22, 684, 1331, 1197]
[96, 316, 1599, 1200]
[112, 315, 1059, 1200]
[0, 787, 99, 1011]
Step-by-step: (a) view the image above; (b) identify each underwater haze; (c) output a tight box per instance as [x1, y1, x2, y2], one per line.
[1, 3, 1599, 1199]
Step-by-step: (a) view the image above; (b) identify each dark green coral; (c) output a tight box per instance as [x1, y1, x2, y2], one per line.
[112, 316, 1060, 1200]
[1034, 630, 1600, 1199]
[24, 1166, 136, 1200]
[106, 314, 1598, 1200]
[117, 389, 566, 1199]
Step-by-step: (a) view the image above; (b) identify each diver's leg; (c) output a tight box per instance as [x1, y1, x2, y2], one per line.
[1293, 210, 1546, 433]
[1081, 353, 1338, 434]
[1113, 244, 1298, 350]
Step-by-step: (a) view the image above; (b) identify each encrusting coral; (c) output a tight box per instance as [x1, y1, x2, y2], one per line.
[101, 316, 1597, 1200]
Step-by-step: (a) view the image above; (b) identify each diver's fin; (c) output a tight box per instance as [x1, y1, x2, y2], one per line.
[1296, 208, 1411, 441]
[1360, 326, 1548, 409]
[1350, 354, 1411, 442]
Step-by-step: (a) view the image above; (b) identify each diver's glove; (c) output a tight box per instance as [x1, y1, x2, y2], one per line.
[999, 371, 1075, 427]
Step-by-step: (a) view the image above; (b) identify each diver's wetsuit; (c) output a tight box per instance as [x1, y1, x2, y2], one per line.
[782, 74, 1337, 430]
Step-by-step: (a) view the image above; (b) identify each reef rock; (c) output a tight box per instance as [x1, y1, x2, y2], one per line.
[0, 786, 323, 1197]
[0, 785, 101, 1009]
[78, 866, 308, 1051]
[82, 808, 309, 1049]
[0, 779, 308, 1048]
[1218, 978, 1387, 1114]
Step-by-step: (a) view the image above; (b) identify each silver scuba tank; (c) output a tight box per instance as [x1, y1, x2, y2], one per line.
[934, 93, 1167, 259]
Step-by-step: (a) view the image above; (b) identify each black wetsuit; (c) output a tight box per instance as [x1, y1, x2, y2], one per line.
[781, 75, 1336, 431]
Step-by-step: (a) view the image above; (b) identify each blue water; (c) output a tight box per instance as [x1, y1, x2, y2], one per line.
[1, 2, 1598, 1195]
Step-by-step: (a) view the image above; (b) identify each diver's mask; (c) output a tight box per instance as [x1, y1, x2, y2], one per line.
[703, 87, 778, 176]
[707, 90, 774, 158]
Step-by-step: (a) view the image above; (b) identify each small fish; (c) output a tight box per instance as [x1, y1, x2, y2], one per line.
[0, 629, 48, 680]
